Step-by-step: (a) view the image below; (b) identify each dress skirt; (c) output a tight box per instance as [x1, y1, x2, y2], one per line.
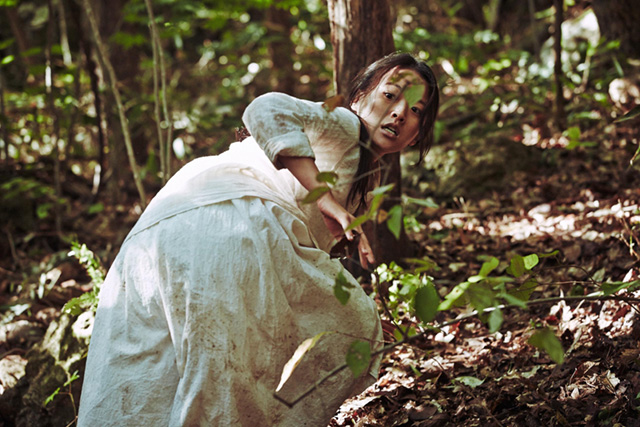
[77, 196, 382, 426]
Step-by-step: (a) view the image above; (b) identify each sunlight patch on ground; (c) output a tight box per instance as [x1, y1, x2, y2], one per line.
[431, 198, 640, 243]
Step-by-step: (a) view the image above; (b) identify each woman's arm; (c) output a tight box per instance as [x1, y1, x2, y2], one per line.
[279, 156, 375, 268]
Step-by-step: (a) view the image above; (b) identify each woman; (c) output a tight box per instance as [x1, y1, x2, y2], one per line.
[77, 53, 439, 426]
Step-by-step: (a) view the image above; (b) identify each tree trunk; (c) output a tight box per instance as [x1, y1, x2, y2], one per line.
[553, 0, 565, 130]
[328, 0, 412, 266]
[328, 0, 394, 96]
[591, 0, 640, 59]
[267, 5, 296, 95]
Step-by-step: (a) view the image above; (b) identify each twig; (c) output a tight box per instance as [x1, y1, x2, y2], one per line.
[619, 213, 640, 260]
[145, 0, 165, 184]
[273, 290, 640, 407]
[80, 0, 147, 208]
[374, 276, 408, 341]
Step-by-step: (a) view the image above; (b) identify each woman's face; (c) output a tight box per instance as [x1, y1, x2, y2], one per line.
[351, 67, 428, 156]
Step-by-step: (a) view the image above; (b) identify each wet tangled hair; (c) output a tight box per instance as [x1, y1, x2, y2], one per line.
[346, 52, 440, 212]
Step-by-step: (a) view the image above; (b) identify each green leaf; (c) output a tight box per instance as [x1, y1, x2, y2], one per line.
[370, 183, 395, 196]
[403, 196, 439, 208]
[387, 205, 403, 240]
[523, 254, 539, 270]
[276, 331, 332, 392]
[301, 186, 330, 204]
[488, 308, 503, 333]
[22, 47, 42, 58]
[62, 289, 99, 315]
[346, 340, 371, 378]
[600, 280, 640, 296]
[479, 256, 499, 277]
[316, 171, 338, 186]
[44, 387, 61, 406]
[333, 271, 355, 305]
[367, 194, 385, 216]
[528, 328, 564, 364]
[393, 325, 417, 341]
[538, 250, 560, 258]
[1, 55, 14, 66]
[405, 257, 439, 273]
[36, 202, 52, 219]
[565, 126, 581, 142]
[453, 376, 484, 388]
[510, 278, 538, 301]
[509, 255, 525, 278]
[439, 281, 470, 311]
[87, 203, 104, 215]
[404, 83, 426, 107]
[64, 371, 79, 387]
[501, 292, 528, 309]
[345, 214, 369, 232]
[414, 283, 439, 323]
[467, 282, 496, 312]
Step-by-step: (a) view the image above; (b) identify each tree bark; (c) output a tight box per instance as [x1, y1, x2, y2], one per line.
[328, 0, 394, 96]
[553, 0, 565, 130]
[267, 5, 296, 95]
[68, 0, 107, 198]
[591, 0, 640, 59]
[81, 0, 147, 208]
[328, 0, 412, 266]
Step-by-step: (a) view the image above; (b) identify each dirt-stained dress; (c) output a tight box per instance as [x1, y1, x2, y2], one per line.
[77, 93, 383, 426]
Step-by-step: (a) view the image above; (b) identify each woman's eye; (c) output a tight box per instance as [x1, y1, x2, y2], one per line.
[384, 92, 396, 100]
[411, 106, 422, 114]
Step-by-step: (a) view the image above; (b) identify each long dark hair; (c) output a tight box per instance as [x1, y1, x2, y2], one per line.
[346, 53, 440, 212]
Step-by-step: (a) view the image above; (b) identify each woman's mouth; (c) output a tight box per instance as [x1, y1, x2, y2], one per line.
[381, 124, 398, 137]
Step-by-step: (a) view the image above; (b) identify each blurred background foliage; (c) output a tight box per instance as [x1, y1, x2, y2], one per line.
[0, 0, 639, 265]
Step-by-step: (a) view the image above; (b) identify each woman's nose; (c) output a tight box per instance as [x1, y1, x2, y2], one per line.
[391, 99, 408, 121]
[391, 107, 406, 122]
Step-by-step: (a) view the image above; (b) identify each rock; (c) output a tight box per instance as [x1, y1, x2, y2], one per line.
[0, 311, 94, 427]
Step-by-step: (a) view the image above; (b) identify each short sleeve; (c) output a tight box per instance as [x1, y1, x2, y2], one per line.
[242, 92, 318, 169]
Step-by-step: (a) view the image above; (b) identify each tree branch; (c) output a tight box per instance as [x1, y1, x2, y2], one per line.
[273, 289, 640, 407]
[80, 0, 147, 208]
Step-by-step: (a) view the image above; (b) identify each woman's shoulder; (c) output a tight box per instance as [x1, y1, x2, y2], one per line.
[247, 92, 357, 120]
[244, 91, 360, 145]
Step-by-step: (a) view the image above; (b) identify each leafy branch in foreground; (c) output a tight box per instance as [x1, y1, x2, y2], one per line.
[274, 250, 640, 407]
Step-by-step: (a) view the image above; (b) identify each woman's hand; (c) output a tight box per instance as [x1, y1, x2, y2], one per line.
[356, 232, 375, 270]
[317, 192, 375, 269]
[278, 155, 376, 268]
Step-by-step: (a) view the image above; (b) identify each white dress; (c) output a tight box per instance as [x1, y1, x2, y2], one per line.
[77, 93, 383, 426]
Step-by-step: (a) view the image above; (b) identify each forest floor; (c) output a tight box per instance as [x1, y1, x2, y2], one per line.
[1, 135, 640, 426]
[331, 142, 640, 426]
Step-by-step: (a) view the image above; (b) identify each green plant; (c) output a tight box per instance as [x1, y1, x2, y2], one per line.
[62, 242, 104, 315]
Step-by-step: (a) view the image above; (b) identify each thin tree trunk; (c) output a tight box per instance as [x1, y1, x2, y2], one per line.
[56, 0, 73, 67]
[80, 0, 147, 207]
[553, 0, 565, 130]
[144, 0, 167, 184]
[0, 71, 8, 160]
[46, 0, 63, 236]
[5, 7, 31, 66]
[267, 5, 296, 94]
[69, 0, 107, 197]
